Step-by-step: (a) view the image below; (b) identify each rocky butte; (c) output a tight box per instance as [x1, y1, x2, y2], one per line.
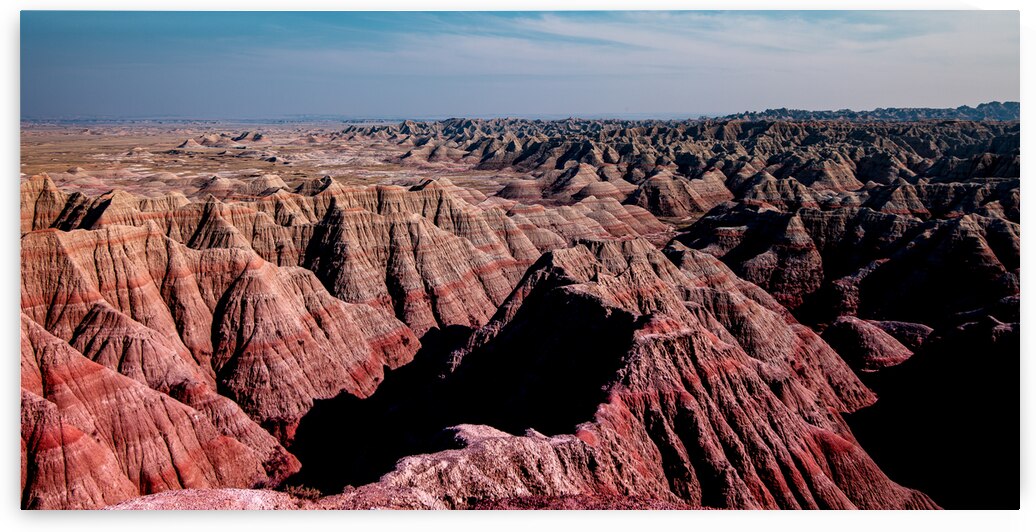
[20, 104, 1019, 510]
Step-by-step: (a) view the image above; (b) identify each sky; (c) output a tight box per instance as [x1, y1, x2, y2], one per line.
[20, 10, 1020, 120]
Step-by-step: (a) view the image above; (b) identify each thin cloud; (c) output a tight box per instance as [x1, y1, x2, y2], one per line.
[21, 11, 1020, 118]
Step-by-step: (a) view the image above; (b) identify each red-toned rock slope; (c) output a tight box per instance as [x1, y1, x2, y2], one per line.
[20, 173, 673, 509]
[291, 239, 935, 509]
[24, 115, 1017, 510]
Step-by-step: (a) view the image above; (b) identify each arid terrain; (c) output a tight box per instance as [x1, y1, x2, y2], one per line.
[20, 106, 1019, 510]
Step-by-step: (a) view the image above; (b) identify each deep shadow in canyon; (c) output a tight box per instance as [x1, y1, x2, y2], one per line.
[846, 299, 1020, 509]
[286, 289, 637, 494]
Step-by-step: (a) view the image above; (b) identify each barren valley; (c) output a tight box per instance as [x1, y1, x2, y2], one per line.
[20, 108, 1020, 510]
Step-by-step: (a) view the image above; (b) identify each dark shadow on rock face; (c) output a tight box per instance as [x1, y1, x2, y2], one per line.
[286, 288, 634, 494]
[447, 287, 635, 436]
[856, 221, 1019, 325]
[846, 299, 1019, 509]
[285, 325, 470, 493]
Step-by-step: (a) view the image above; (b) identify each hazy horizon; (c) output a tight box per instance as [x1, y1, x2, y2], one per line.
[21, 11, 1020, 120]
[17, 101, 1021, 124]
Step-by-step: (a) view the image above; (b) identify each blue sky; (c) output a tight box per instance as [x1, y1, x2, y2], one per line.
[21, 11, 1020, 119]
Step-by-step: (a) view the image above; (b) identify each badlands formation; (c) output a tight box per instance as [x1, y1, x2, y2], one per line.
[20, 106, 1019, 509]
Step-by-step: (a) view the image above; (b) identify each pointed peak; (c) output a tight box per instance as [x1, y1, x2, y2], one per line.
[24, 173, 60, 192]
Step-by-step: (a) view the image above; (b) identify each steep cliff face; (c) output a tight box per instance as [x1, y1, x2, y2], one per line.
[23, 176, 669, 336]
[676, 204, 825, 310]
[21, 224, 420, 445]
[302, 207, 521, 336]
[821, 317, 914, 374]
[25, 116, 1016, 510]
[627, 168, 734, 219]
[20, 174, 69, 234]
[20, 175, 680, 509]
[21, 315, 277, 510]
[286, 239, 933, 510]
[677, 203, 1019, 327]
[347, 118, 1018, 226]
[846, 297, 1019, 509]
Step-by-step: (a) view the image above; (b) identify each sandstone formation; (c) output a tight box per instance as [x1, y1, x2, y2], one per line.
[282, 238, 935, 509]
[821, 316, 914, 373]
[21, 223, 421, 439]
[22, 174, 670, 337]
[725, 101, 1019, 121]
[21, 314, 285, 509]
[22, 111, 1019, 510]
[343, 116, 1017, 234]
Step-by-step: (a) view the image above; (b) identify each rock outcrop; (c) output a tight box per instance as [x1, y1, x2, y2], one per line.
[21, 314, 283, 509]
[24, 113, 1018, 510]
[821, 316, 914, 373]
[23, 176, 670, 337]
[22, 224, 420, 438]
[286, 238, 937, 510]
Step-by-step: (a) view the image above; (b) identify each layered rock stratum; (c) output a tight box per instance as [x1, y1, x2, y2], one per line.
[20, 112, 1018, 510]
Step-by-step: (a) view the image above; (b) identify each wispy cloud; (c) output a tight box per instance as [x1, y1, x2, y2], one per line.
[243, 11, 1019, 91]
[21, 11, 1019, 118]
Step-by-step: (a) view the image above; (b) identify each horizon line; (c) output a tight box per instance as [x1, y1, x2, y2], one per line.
[19, 100, 1021, 124]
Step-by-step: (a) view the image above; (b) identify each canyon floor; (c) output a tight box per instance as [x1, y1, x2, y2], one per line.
[20, 115, 1019, 510]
